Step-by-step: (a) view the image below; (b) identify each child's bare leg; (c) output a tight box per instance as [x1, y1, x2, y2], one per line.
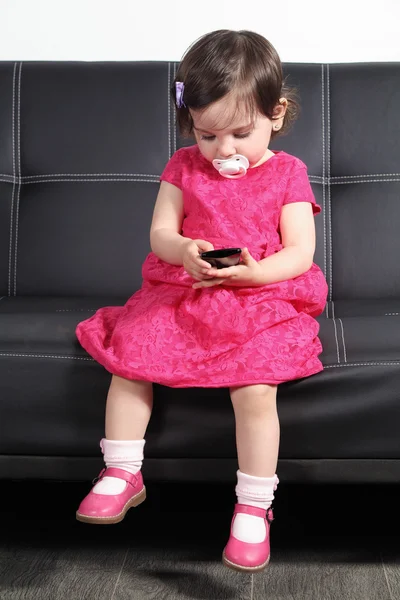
[229, 384, 280, 543]
[105, 375, 153, 440]
[230, 384, 279, 477]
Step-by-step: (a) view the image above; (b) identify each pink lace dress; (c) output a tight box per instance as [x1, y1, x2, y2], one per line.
[76, 146, 328, 387]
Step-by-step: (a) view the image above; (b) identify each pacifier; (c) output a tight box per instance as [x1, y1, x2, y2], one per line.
[212, 154, 249, 179]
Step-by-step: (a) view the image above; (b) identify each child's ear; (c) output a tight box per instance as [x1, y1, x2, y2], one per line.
[273, 97, 288, 119]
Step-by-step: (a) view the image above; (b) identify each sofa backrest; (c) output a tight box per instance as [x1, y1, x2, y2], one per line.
[1, 62, 399, 305]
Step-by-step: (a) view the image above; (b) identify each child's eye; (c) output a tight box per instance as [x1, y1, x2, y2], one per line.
[201, 135, 215, 141]
[234, 132, 251, 139]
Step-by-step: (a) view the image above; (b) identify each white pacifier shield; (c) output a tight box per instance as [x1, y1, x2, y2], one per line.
[212, 154, 250, 179]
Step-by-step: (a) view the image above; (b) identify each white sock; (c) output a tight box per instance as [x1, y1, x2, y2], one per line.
[93, 438, 145, 495]
[233, 470, 279, 543]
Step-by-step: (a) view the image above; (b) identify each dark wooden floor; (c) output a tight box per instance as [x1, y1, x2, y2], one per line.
[0, 479, 399, 599]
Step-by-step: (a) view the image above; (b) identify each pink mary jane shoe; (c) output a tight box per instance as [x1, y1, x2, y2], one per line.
[222, 504, 274, 572]
[76, 467, 146, 525]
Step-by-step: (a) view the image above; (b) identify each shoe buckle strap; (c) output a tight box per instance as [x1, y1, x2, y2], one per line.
[234, 503, 274, 522]
[101, 467, 139, 486]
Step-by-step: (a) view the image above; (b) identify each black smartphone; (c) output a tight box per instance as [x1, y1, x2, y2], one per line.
[200, 248, 242, 269]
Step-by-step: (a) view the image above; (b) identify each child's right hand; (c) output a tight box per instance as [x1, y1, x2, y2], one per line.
[181, 239, 215, 281]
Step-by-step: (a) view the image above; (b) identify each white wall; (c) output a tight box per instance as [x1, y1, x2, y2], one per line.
[1, 0, 400, 63]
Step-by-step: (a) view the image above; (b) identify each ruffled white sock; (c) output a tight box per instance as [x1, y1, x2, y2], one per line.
[93, 438, 145, 495]
[233, 470, 279, 543]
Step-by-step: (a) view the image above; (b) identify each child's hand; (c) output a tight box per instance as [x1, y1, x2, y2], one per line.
[192, 248, 264, 289]
[182, 239, 216, 281]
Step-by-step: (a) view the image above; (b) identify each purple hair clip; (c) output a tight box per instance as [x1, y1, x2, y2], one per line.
[175, 81, 186, 108]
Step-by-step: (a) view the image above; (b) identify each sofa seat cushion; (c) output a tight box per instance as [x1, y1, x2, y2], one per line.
[0, 296, 126, 355]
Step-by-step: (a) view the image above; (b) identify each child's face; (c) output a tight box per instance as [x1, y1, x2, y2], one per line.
[190, 94, 281, 168]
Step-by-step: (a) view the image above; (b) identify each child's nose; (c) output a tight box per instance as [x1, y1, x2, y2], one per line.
[217, 139, 236, 158]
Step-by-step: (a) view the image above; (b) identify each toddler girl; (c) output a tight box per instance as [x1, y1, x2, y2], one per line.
[75, 29, 328, 573]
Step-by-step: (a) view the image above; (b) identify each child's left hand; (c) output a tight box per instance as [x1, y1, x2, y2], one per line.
[192, 248, 264, 289]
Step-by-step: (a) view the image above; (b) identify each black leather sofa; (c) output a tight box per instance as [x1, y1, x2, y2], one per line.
[1, 61, 400, 484]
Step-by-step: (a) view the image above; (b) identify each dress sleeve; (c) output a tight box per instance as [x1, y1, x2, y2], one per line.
[283, 161, 321, 215]
[160, 149, 185, 190]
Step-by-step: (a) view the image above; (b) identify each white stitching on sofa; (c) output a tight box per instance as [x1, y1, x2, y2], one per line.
[338, 317, 347, 362]
[331, 178, 400, 185]
[24, 178, 158, 184]
[2, 175, 323, 185]
[13, 63, 22, 297]
[333, 174, 400, 179]
[332, 317, 340, 363]
[168, 62, 171, 159]
[23, 173, 160, 179]
[0, 352, 94, 361]
[332, 302, 347, 363]
[55, 308, 97, 312]
[385, 313, 399, 316]
[325, 362, 400, 368]
[8, 63, 18, 297]
[10, 174, 396, 184]
[327, 64, 332, 306]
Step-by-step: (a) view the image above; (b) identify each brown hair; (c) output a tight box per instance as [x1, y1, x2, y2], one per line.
[173, 30, 299, 138]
